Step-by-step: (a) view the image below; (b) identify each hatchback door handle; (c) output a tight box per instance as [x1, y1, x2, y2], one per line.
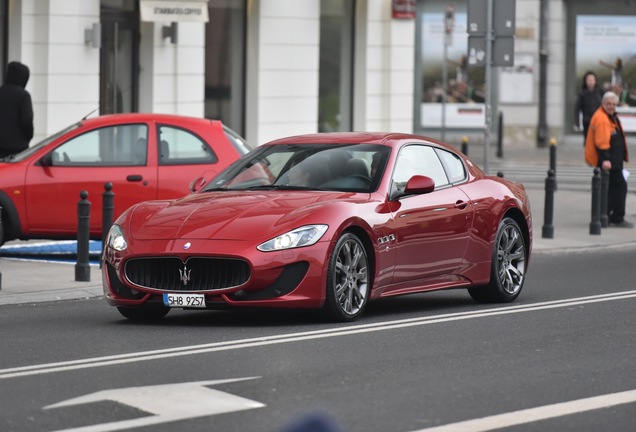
[127, 175, 143, 182]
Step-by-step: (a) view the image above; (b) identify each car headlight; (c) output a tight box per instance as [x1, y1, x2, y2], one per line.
[106, 224, 128, 251]
[257, 225, 328, 252]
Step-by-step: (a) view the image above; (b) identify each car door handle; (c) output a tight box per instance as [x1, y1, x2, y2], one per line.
[127, 175, 143, 182]
[455, 200, 468, 210]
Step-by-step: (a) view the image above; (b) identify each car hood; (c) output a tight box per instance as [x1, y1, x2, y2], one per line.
[129, 190, 363, 241]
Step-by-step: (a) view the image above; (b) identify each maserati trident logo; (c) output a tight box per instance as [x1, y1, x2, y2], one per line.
[179, 265, 192, 286]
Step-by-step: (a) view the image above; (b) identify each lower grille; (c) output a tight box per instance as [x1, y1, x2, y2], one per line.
[125, 257, 250, 292]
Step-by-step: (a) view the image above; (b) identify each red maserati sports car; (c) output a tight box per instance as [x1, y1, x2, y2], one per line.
[0, 113, 250, 244]
[103, 132, 532, 322]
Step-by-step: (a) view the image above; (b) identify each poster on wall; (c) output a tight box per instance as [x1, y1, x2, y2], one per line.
[420, 1, 486, 129]
[499, 53, 534, 104]
[575, 15, 636, 131]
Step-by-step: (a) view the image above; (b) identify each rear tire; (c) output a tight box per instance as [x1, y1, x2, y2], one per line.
[322, 233, 370, 322]
[117, 304, 170, 321]
[468, 217, 526, 303]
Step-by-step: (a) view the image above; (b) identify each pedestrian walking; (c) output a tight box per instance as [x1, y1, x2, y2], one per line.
[0, 61, 34, 158]
[585, 91, 632, 228]
[574, 71, 602, 146]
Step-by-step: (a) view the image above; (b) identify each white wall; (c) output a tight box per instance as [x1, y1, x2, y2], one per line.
[252, 0, 321, 145]
[149, 21, 206, 116]
[21, 0, 101, 142]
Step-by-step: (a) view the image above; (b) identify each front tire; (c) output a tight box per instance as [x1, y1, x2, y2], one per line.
[323, 233, 370, 322]
[468, 217, 526, 303]
[117, 304, 170, 321]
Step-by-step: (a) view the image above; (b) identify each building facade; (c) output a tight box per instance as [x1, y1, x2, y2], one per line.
[1, 0, 634, 153]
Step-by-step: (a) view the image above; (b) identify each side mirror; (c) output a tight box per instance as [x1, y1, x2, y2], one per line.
[404, 175, 435, 195]
[39, 153, 53, 167]
[189, 176, 207, 193]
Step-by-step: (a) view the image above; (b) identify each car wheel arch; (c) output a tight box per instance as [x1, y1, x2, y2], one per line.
[0, 191, 23, 243]
[503, 207, 531, 261]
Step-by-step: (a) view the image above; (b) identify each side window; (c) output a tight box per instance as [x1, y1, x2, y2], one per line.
[392, 145, 449, 194]
[435, 148, 467, 183]
[158, 125, 218, 165]
[52, 124, 148, 166]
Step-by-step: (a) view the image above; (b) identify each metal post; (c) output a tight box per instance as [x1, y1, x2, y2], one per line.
[496, 111, 504, 158]
[461, 136, 469, 155]
[101, 182, 114, 264]
[442, 25, 448, 143]
[536, 0, 549, 148]
[483, 0, 493, 173]
[549, 137, 557, 191]
[542, 169, 555, 239]
[75, 190, 91, 281]
[600, 169, 609, 228]
[590, 168, 602, 235]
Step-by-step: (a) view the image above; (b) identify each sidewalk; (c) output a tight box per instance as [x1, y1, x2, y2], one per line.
[1, 135, 636, 306]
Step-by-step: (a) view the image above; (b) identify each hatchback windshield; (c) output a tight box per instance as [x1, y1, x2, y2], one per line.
[204, 143, 390, 193]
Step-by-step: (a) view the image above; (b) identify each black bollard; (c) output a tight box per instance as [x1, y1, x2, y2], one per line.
[101, 182, 114, 264]
[75, 190, 91, 281]
[496, 111, 504, 158]
[542, 169, 556, 239]
[461, 136, 468, 155]
[590, 168, 602, 235]
[549, 137, 557, 191]
[600, 169, 609, 228]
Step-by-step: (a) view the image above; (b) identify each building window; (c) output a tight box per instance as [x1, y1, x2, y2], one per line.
[205, 0, 246, 136]
[319, 0, 354, 132]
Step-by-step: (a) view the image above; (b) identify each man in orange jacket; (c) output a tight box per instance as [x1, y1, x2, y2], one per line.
[585, 91, 632, 228]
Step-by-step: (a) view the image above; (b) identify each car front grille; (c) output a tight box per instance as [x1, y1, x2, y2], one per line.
[124, 257, 250, 292]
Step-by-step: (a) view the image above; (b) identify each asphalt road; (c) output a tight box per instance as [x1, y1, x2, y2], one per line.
[0, 248, 635, 432]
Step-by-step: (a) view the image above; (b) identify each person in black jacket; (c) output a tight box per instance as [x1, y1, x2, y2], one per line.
[0, 61, 34, 158]
[574, 71, 603, 146]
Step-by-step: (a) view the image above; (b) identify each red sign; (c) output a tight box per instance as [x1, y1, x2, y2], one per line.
[392, 0, 416, 20]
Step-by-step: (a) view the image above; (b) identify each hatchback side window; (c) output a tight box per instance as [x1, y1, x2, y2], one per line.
[51, 124, 148, 166]
[158, 125, 218, 165]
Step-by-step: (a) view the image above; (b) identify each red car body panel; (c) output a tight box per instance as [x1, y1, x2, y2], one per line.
[102, 132, 533, 316]
[0, 113, 248, 241]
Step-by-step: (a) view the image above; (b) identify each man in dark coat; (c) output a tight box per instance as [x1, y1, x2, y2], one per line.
[0, 61, 34, 158]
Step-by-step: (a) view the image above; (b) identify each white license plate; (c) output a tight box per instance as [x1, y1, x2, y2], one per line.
[163, 293, 206, 308]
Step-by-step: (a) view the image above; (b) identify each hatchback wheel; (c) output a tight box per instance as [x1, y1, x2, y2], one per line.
[323, 233, 370, 321]
[469, 217, 526, 303]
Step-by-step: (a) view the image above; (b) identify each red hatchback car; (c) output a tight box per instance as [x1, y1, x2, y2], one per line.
[103, 132, 532, 322]
[0, 113, 251, 243]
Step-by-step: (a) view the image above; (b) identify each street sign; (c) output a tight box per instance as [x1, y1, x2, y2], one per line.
[494, 0, 516, 36]
[468, 0, 515, 36]
[468, 36, 486, 66]
[468, 36, 514, 68]
[466, 0, 516, 66]
[467, 0, 487, 35]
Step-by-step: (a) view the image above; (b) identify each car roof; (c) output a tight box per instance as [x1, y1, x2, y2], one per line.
[264, 132, 443, 148]
[80, 113, 222, 128]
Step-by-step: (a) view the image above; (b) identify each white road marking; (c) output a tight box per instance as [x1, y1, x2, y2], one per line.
[408, 389, 636, 432]
[44, 378, 264, 432]
[0, 290, 635, 380]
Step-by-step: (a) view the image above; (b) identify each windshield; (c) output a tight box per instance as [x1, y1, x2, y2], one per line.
[2, 123, 81, 162]
[203, 143, 390, 193]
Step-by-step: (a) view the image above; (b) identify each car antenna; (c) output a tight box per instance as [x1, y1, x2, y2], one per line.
[81, 86, 132, 120]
